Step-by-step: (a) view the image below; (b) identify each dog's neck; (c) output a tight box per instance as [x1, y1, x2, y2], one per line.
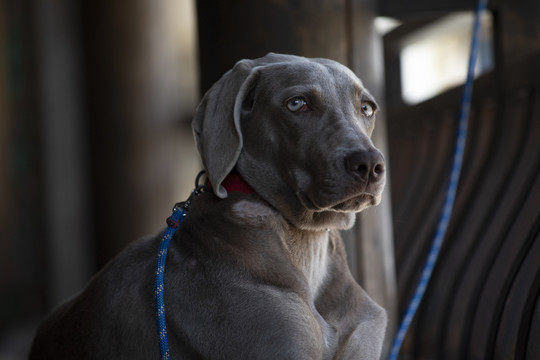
[284, 227, 331, 298]
[223, 171, 331, 297]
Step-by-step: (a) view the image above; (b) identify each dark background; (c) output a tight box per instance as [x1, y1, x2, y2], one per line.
[1, 0, 539, 359]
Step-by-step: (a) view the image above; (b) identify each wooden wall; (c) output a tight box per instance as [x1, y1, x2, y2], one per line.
[0, 1, 200, 357]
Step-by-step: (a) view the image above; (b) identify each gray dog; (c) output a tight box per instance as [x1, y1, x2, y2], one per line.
[30, 53, 387, 359]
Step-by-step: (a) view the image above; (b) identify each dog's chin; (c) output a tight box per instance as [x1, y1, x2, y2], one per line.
[329, 193, 380, 212]
[292, 210, 356, 231]
[291, 192, 381, 231]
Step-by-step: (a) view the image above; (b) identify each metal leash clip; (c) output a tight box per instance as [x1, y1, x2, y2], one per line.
[165, 170, 207, 229]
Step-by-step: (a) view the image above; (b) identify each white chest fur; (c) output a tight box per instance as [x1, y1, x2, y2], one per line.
[231, 199, 331, 297]
[287, 230, 331, 298]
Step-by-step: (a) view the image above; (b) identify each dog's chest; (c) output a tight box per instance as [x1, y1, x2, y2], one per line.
[287, 232, 331, 298]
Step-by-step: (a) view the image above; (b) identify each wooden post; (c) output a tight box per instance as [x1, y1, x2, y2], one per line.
[36, 0, 94, 307]
[197, 0, 349, 93]
[80, 0, 200, 268]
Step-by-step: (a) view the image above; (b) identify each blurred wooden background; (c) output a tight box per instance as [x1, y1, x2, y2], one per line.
[1, 0, 539, 359]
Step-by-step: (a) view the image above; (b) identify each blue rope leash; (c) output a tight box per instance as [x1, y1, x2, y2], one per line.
[154, 204, 184, 360]
[154, 172, 206, 360]
[388, 0, 487, 358]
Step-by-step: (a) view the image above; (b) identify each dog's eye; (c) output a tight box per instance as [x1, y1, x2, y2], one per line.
[286, 97, 308, 112]
[361, 102, 375, 117]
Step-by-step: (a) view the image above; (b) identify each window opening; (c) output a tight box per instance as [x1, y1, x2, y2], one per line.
[400, 11, 493, 104]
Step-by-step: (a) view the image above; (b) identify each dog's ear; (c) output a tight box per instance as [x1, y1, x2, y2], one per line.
[192, 59, 259, 198]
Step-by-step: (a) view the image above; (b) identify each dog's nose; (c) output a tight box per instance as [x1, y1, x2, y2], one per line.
[345, 149, 385, 183]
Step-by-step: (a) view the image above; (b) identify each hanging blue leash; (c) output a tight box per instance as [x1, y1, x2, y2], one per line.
[154, 172, 206, 360]
[388, 0, 488, 359]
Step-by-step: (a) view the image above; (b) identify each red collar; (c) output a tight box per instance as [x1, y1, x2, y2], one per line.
[221, 172, 255, 194]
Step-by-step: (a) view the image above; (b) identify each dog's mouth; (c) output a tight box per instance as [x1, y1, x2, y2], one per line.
[298, 192, 377, 213]
[331, 193, 376, 212]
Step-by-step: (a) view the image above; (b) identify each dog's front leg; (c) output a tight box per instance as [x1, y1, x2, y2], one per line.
[315, 233, 387, 360]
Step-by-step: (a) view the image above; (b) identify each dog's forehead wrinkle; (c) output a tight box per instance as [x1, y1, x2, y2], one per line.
[255, 55, 372, 111]
[259, 61, 345, 88]
[320, 62, 364, 87]
[255, 63, 371, 120]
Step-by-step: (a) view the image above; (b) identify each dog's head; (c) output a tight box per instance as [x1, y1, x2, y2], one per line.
[193, 53, 385, 231]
